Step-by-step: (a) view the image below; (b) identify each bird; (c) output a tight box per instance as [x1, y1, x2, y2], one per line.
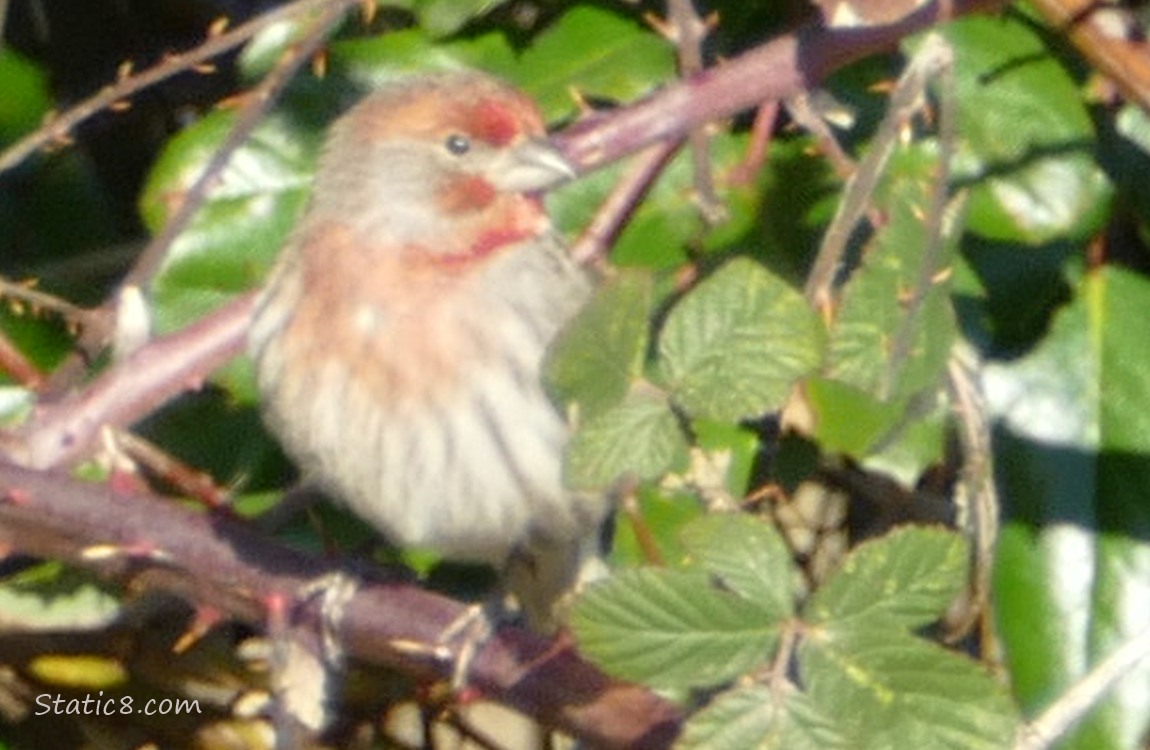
[249, 70, 605, 635]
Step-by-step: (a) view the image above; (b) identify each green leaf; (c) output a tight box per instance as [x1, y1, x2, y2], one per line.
[572, 567, 780, 689]
[677, 684, 849, 750]
[328, 28, 518, 90]
[547, 270, 652, 420]
[0, 49, 51, 144]
[141, 110, 314, 306]
[796, 375, 950, 485]
[798, 377, 901, 457]
[989, 265, 1150, 749]
[659, 257, 824, 422]
[680, 513, 796, 621]
[517, 6, 674, 120]
[862, 395, 948, 486]
[805, 526, 968, 631]
[936, 16, 1111, 244]
[800, 630, 1017, 749]
[566, 382, 687, 490]
[409, 0, 509, 37]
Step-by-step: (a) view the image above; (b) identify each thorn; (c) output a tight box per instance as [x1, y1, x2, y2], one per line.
[80, 542, 172, 563]
[109, 100, 132, 112]
[193, 62, 217, 75]
[173, 605, 224, 654]
[311, 49, 328, 78]
[817, 296, 836, 327]
[208, 16, 230, 37]
[455, 684, 485, 704]
[116, 60, 134, 81]
[388, 638, 452, 662]
[566, 86, 594, 116]
[643, 12, 677, 42]
[216, 93, 249, 110]
[48, 130, 75, 149]
[931, 266, 954, 284]
[359, 0, 377, 24]
[264, 591, 290, 624]
[2, 488, 31, 505]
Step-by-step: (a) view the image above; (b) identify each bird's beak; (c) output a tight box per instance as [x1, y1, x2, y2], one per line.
[489, 138, 577, 193]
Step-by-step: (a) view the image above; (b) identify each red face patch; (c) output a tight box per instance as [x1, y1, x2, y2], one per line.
[467, 99, 524, 147]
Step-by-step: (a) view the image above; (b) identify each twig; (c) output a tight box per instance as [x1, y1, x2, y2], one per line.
[569, 139, 682, 268]
[0, 328, 43, 388]
[729, 99, 780, 185]
[1014, 625, 1150, 750]
[0, 274, 92, 326]
[113, 428, 232, 508]
[802, 31, 955, 314]
[0, 0, 341, 177]
[881, 33, 955, 398]
[660, 0, 724, 223]
[944, 342, 999, 646]
[784, 92, 855, 179]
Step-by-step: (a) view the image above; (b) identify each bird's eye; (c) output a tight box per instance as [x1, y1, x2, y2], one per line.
[444, 134, 471, 156]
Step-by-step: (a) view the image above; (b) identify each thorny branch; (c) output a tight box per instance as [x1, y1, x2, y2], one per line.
[660, 0, 724, 223]
[0, 0, 351, 177]
[0, 458, 681, 749]
[802, 32, 955, 314]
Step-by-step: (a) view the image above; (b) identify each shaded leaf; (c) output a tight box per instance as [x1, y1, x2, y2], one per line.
[547, 270, 652, 420]
[936, 16, 1111, 244]
[989, 266, 1150, 749]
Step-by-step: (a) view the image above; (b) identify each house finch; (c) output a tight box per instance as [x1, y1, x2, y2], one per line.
[249, 71, 603, 631]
